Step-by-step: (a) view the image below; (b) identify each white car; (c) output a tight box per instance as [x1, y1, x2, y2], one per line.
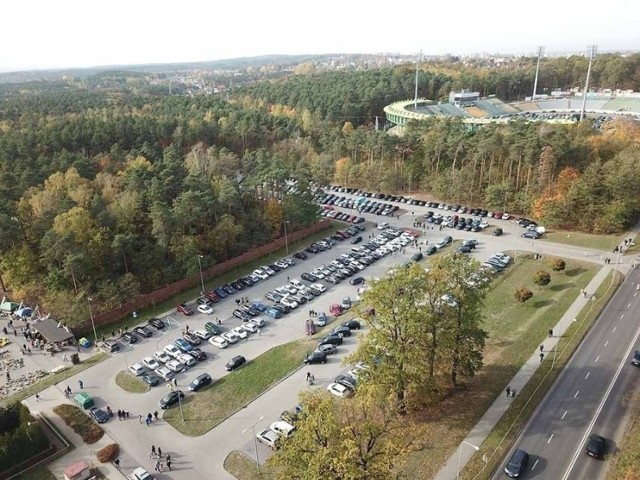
[256, 428, 280, 450]
[142, 356, 160, 370]
[128, 363, 145, 376]
[502, 213, 511, 220]
[231, 326, 249, 339]
[165, 359, 185, 373]
[222, 331, 239, 344]
[311, 283, 326, 293]
[270, 420, 296, 437]
[327, 382, 354, 398]
[132, 467, 154, 480]
[253, 269, 269, 280]
[154, 351, 171, 364]
[290, 279, 305, 289]
[261, 265, 276, 276]
[193, 329, 212, 340]
[275, 286, 293, 296]
[155, 366, 175, 381]
[163, 344, 181, 359]
[281, 284, 298, 295]
[251, 317, 266, 327]
[177, 353, 196, 367]
[348, 363, 369, 379]
[197, 304, 214, 315]
[209, 336, 229, 349]
[281, 296, 298, 309]
[311, 269, 325, 279]
[377, 222, 389, 230]
[242, 322, 259, 334]
[274, 260, 289, 269]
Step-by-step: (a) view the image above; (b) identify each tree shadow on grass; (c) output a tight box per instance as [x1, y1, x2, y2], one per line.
[549, 283, 571, 292]
[564, 267, 586, 277]
[532, 299, 554, 308]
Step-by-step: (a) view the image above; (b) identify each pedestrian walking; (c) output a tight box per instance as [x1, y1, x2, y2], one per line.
[125, 411, 130, 418]
[62, 353, 68, 362]
[138, 414, 142, 423]
[173, 378, 177, 387]
[155, 459, 161, 471]
[306, 371, 311, 382]
[166, 454, 171, 462]
[539, 352, 544, 363]
[114, 458, 120, 469]
[35, 393, 40, 402]
[257, 329, 261, 336]
[154, 410, 158, 421]
[539, 344, 544, 352]
[78, 380, 84, 389]
[548, 329, 553, 338]
[166, 460, 172, 471]
[506, 386, 511, 397]
[150, 445, 156, 457]
[6, 371, 10, 381]
[158, 447, 162, 458]
[145, 417, 151, 426]
[583, 290, 587, 298]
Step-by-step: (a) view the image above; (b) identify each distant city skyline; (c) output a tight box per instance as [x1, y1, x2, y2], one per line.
[2, 0, 636, 73]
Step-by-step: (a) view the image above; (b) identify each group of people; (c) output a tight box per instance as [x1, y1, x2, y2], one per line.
[140, 411, 160, 426]
[235, 297, 250, 305]
[150, 445, 172, 471]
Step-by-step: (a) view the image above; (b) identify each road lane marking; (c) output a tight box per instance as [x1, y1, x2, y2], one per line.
[574, 390, 579, 398]
[547, 433, 554, 443]
[562, 410, 568, 419]
[595, 356, 600, 363]
[605, 341, 609, 347]
[613, 327, 617, 333]
[629, 303, 632, 308]
[532, 459, 539, 470]
[585, 372, 590, 379]
[561, 314, 640, 480]
[621, 314, 625, 319]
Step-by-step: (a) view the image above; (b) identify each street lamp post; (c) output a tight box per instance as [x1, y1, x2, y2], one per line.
[177, 391, 185, 422]
[283, 221, 290, 256]
[197, 255, 205, 295]
[242, 416, 265, 474]
[457, 440, 480, 480]
[87, 298, 98, 345]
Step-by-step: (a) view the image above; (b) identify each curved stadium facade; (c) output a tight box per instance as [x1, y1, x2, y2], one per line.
[384, 95, 640, 129]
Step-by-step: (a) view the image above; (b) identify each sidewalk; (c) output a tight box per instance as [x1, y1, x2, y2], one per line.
[434, 261, 626, 480]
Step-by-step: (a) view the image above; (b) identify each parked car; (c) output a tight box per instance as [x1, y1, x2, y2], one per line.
[183, 332, 201, 346]
[327, 382, 354, 398]
[177, 303, 193, 316]
[225, 355, 246, 371]
[140, 372, 160, 387]
[341, 319, 361, 330]
[177, 353, 196, 367]
[165, 359, 185, 373]
[148, 318, 166, 331]
[316, 343, 337, 355]
[209, 336, 229, 349]
[163, 344, 181, 359]
[158, 389, 185, 409]
[153, 351, 171, 364]
[189, 348, 207, 362]
[256, 428, 280, 450]
[89, 407, 109, 423]
[504, 449, 529, 478]
[304, 351, 327, 364]
[121, 331, 138, 344]
[174, 338, 193, 353]
[193, 329, 212, 340]
[155, 366, 175, 382]
[142, 356, 160, 370]
[204, 322, 222, 335]
[493, 228, 503, 236]
[197, 304, 214, 315]
[222, 331, 239, 344]
[133, 326, 153, 338]
[189, 373, 213, 392]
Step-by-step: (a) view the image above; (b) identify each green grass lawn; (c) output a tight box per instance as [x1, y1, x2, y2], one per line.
[90, 222, 339, 339]
[114, 371, 150, 393]
[544, 230, 629, 251]
[15, 466, 56, 480]
[401, 254, 599, 479]
[164, 339, 316, 436]
[224, 450, 273, 480]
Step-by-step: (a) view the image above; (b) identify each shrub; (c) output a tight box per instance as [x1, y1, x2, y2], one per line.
[514, 288, 533, 303]
[533, 270, 551, 286]
[97, 443, 119, 463]
[53, 404, 104, 444]
[0, 403, 50, 471]
[549, 258, 566, 271]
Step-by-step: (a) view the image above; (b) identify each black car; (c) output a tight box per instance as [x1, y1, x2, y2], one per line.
[239, 277, 255, 288]
[89, 407, 109, 423]
[425, 246, 437, 255]
[294, 252, 308, 260]
[230, 280, 245, 291]
[585, 433, 606, 458]
[301, 272, 319, 282]
[148, 317, 166, 331]
[632, 350, 640, 366]
[341, 319, 361, 330]
[140, 372, 160, 387]
[304, 351, 327, 365]
[456, 245, 472, 254]
[305, 245, 319, 254]
[493, 228, 503, 236]
[121, 332, 138, 344]
[334, 374, 357, 390]
[522, 231, 540, 239]
[233, 309, 251, 321]
[411, 252, 424, 261]
[225, 355, 246, 371]
[241, 305, 260, 317]
[133, 326, 153, 338]
[319, 334, 343, 346]
[159, 390, 185, 409]
[188, 373, 213, 392]
[504, 449, 529, 478]
[272, 303, 290, 314]
[222, 284, 237, 295]
[190, 348, 207, 362]
[332, 326, 352, 337]
[349, 276, 365, 286]
[350, 236, 363, 244]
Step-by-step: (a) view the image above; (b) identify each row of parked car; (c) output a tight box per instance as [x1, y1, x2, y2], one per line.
[319, 208, 365, 223]
[317, 192, 400, 217]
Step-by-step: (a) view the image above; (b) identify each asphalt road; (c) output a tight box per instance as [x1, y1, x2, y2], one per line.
[493, 269, 640, 480]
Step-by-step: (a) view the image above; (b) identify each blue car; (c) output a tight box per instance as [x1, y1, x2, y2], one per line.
[214, 287, 228, 299]
[265, 308, 282, 319]
[175, 338, 193, 353]
[251, 302, 268, 312]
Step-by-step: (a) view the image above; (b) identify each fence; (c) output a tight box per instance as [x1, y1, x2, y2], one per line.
[83, 220, 332, 331]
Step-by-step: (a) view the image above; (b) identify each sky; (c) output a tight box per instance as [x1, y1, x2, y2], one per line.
[1, 0, 637, 72]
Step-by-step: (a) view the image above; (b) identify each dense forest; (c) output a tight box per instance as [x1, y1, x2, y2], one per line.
[0, 53, 639, 324]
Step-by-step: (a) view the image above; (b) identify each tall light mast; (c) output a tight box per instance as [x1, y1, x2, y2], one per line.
[531, 46, 544, 101]
[580, 45, 598, 121]
[414, 50, 422, 109]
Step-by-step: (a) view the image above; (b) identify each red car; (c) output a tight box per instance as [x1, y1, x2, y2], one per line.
[205, 290, 220, 303]
[177, 303, 193, 316]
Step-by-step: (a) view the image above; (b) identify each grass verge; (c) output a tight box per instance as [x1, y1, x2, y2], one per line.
[15, 466, 56, 480]
[163, 339, 315, 436]
[401, 254, 599, 479]
[115, 371, 150, 393]
[0, 353, 107, 408]
[605, 379, 640, 478]
[224, 450, 273, 480]
[544, 230, 627, 251]
[460, 269, 622, 479]
[52, 404, 104, 444]
[91, 222, 339, 339]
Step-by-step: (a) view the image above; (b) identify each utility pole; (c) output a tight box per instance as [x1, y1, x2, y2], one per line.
[414, 50, 422, 109]
[580, 45, 598, 121]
